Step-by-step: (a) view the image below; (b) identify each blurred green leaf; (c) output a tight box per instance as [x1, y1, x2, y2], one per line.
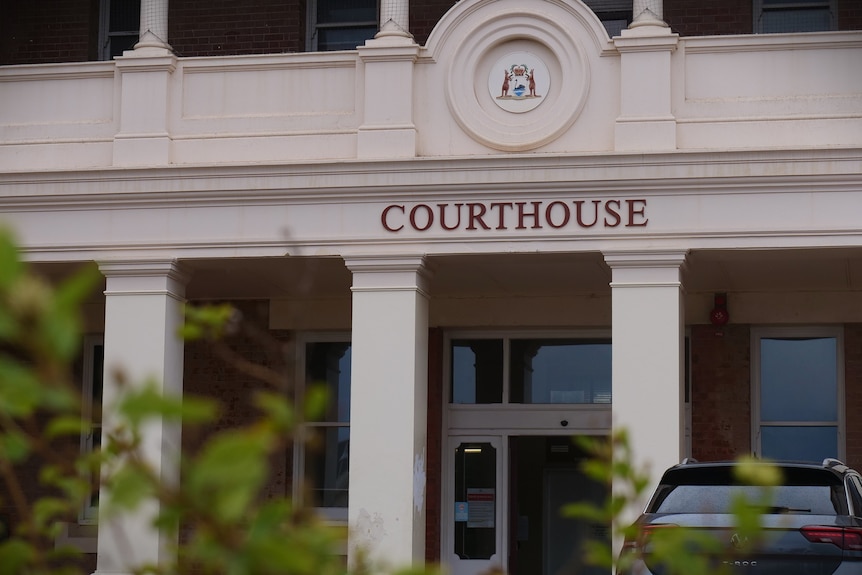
[118, 383, 217, 426]
[0, 357, 43, 416]
[0, 430, 31, 463]
[0, 230, 23, 292]
[44, 415, 85, 438]
[187, 429, 271, 523]
[304, 384, 329, 421]
[106, 465, 152, 512]
[0, 540, 34, 575]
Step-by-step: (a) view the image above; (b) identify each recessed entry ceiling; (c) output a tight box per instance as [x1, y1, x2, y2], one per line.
[26, 248, 862, 302]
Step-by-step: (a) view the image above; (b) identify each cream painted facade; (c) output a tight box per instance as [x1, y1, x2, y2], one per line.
[2, 0, 862, 573]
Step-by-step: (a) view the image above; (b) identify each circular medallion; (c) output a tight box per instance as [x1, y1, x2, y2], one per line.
[488, 52, 550, 113]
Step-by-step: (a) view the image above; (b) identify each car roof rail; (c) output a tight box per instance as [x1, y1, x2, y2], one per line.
[680, 457, 699, 465]
[822, 458, 848, 471]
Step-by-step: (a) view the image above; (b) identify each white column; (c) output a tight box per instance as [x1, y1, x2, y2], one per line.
[94, 260, 190, 575]
[136, 0, 171, 52]
[631, 0, 666, 27]
[344, 255, 430, 571]
[379, 0, 410, 38]
[604, 251, 687, 503]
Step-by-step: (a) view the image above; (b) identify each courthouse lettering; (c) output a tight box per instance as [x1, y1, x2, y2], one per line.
[381, 199, 648, 233]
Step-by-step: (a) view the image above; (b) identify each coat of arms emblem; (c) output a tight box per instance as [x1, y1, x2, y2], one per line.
[499, 64, 540, 100]
[488, 52, 550, 113]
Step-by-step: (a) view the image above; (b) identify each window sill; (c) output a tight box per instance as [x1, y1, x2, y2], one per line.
[55, 522, 97, 553]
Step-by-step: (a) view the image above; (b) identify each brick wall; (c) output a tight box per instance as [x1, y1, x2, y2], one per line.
[838, 0, 862, 31]
[844, 324, 862, 471]
[690, 324, 752, 461]
[182, 300, 292, 505]
[169, 0, 304, 57]
[0, 0, 95, 65]
[410, 0, 456, 46]
[665, 0, 752, 36]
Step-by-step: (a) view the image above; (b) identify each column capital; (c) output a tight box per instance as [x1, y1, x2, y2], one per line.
[603, 250, 688, 288]
[98, 259, 191, 300]
[344, 254, 431, 296]
[603, 249, 688, 269]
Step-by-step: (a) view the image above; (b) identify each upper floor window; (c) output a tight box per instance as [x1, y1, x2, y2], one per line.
[99, 0, 140, 60]
[585, 0, 633, 37]
[755, 0, 835, 33]
[307, 0, 378, 51]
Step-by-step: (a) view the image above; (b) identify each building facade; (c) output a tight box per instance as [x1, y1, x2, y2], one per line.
[2, 0, 862, 574]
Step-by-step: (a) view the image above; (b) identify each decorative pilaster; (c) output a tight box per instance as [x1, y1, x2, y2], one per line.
[344, 255, 430, 570]
[112, 53, 176, 166]
[613, 7, 678, 152]
[93, 260, 190, 575]
[356, 34, 420, 159]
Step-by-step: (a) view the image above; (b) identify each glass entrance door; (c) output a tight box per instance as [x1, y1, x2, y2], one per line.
[447, 436, 504, 575]
[446, 435, 608, 575]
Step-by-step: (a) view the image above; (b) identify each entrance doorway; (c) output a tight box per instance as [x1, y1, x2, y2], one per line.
[447, 434, 609, 575]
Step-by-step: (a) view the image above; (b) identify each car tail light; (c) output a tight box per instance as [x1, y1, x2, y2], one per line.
[801, 526, 862, 551]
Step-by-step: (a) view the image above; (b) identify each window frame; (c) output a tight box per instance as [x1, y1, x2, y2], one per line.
[446, 329, 614, 407]
[98, 0, 141, 60]
[306, 0, 379, 52]
[78, 334, 104, 524]
[750, 326, 845, 461]
[294, 332, 352, 523]
[753, 0, 836, 34]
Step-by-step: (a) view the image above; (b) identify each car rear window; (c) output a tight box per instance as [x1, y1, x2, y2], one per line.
[646, 466, 847, 515]
[649, 485, 842, 515]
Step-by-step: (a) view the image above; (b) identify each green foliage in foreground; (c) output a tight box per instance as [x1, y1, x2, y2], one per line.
[0, 230, 433, 575]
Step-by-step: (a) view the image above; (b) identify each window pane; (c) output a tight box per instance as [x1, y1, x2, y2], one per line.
[454, 442, 496, 560]
[317, 27, 378, 51]
[761, 8, 832, 33]
[109, 0, 140, 33]
[761, 426, 838, 462]
[306, 426, 350, 508]
[306, 342, 351, 422]
[510, 339, 611, 404]
[451, 339, 503, 404]
[760, 337, 837, 422]
[92, 344, 104, 424]
[317, 0, 376, 24]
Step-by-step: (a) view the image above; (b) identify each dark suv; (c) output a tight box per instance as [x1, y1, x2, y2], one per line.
[619, 459, 862, 574]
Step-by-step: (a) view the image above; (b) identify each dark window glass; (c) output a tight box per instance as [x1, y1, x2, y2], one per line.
[762, 8, 832, 33]
[652, 484, 841, 515]
[510, 339, 611, 404]
[451, 339, 503, 404]
[305, 426, 350, 508]
[304, 341, 351, 510]
[317, 0, 376, 24]
[454, 442, 497, 560]
[306, 342, 351, 423]
[761, 337, 837, 422]
[317, 27, 378, 51]
[761, 426, 838, 462]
